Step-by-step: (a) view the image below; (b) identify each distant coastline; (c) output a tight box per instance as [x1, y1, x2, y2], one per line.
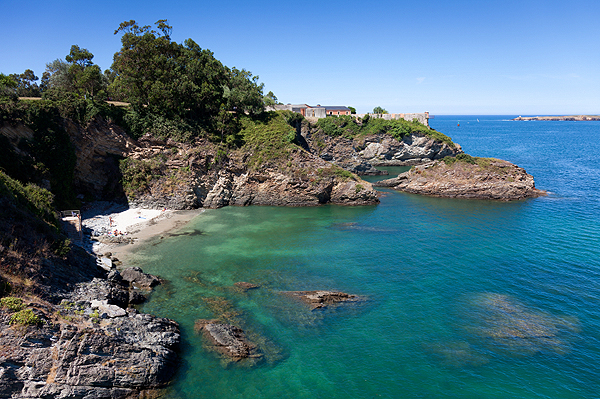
[513, 115, 600, 121]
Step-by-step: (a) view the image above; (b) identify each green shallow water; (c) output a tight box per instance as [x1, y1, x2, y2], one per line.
[130, 116, 600, 398]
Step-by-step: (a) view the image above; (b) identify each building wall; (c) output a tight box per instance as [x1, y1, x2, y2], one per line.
[265, 105, 429, 126]
[305, 108, 326, 118]
[326, 109, 351, 116]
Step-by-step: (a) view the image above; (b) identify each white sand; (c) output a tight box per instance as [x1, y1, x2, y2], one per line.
[82, 205, 203, 260]
[109, 208, 164, 234]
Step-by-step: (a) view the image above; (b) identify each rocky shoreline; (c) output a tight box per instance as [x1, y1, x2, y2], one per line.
[375, 158, 545, 201]
[0, 266, 180, 398]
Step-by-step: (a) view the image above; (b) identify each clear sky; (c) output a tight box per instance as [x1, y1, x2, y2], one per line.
[1, 0, 598, 115]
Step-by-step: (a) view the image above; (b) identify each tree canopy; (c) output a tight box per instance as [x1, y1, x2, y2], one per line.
[110, 19, 265, 126]
[3, 19, 275, 145]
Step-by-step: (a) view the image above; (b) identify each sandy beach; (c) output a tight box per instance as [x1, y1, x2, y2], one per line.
[80, 203, 204, 261]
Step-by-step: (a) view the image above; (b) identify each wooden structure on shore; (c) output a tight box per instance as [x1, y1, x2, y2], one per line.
[60, 210, 82, 242]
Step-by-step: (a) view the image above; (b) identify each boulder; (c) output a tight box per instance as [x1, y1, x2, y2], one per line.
[120, 267, 161, 289]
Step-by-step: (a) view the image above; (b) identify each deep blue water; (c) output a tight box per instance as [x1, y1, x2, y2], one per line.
[131, 115, 600, 398]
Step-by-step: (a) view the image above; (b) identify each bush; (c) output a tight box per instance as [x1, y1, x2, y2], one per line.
[313, 114, 455, 147]
[119, 156, 164, 197]
[9, 308, 43, 326]
[316, 115, 360, 137]
[442, 153, 477, 166]
[240, 113, 297, 169]
[0, 296, 25, 312]
[0, 171, 57, 226]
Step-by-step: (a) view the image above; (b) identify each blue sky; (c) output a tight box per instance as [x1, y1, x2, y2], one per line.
[1, 0, 598, 115]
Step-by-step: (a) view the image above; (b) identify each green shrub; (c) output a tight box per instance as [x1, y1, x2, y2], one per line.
[240, 113, 297, 169]
[313, 114, 455, 148]
[0, 171, 57, 226]
[443, 153, 478, 166]
[316, 115, 360, 137]
[0, 296, 25, 312]
[10, 308, 43, 326]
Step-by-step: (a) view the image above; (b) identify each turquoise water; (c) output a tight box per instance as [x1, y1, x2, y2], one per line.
[132, 116, 600, 398]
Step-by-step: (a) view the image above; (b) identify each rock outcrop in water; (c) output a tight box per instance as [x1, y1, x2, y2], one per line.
[374, 157, 545, 200]
[194, 320, 260, 361]
[284, 290, 362, 310]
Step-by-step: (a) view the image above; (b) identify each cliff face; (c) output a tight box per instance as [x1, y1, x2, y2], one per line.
[1, 117, 379, 210]
[300, 124, 463, 175]
[124, 139, 379, 209]
[0, 172, 179, 399]
[64, 118, 137, 201]
[374, 158, 545, 201]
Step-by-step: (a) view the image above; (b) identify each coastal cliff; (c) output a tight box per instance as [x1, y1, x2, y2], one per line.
[0, 113, 379, 210]
[300, 117, 462, 175]
[374, 155, 545, 200]
[123, 136, 378, 210]
[0, 171, 179, 398]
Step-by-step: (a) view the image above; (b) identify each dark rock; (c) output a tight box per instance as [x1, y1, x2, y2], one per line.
[69, 277, 129, 309]
[194, 320, 260, 360]
[107, 270, 126, 286]
[121, 267, 161, 289]
[129, 290, 147, 305]
[285, 290, 361, 310]
[0, 311, 179, 398]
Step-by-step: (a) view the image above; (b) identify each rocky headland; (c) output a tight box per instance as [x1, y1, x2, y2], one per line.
[300, 122, 462, 174]
[513, 115, 600, 121]
[374, 155, 545, 200]
[0, 262, 180, 398]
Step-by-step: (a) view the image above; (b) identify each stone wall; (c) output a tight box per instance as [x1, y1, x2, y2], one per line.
[265, 106, 429, 126]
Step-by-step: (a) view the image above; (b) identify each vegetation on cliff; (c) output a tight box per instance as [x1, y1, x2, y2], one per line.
[0, 170, 95, 300]
[315, 114, 456, 147]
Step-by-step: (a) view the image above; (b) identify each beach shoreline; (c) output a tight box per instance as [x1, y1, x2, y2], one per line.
[80, 203, 204, 262]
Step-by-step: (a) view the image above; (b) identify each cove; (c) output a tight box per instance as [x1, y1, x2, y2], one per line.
[130, 116, 600, 398]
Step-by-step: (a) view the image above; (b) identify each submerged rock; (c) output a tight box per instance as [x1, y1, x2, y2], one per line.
[234, 282, 260, 291]
[466, 293, 579, 356]
[195, 320, 260, 361]
[284, 290, 361, 310]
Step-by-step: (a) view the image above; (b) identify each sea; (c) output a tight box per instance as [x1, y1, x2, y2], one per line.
[129, 115, 600, 398]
